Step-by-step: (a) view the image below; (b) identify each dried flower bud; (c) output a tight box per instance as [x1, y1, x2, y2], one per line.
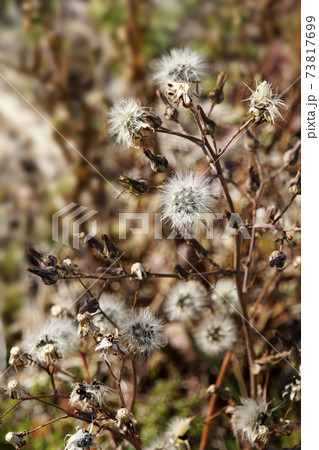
[61, 258, 78, 274]
[9, 346, 29, 367]
[84, 235, 105, 255]
[143, 149, 168, 173]
[269, 250, 287, 268]
[247, 167, 260, 192]
[164, 104, 178, 121]
[142, 113, 162, 130]
[174, 264, 191, 281]
[7, 380, 24, 399]
[131, 262, 147, 280]
[79, 298, 100, 314]
[101, 234, 120, 259]
[95, 329, 128, 359]
[116, 408, 135, 427]
[289, 171, 301, 195]
[166, 81, 193, 108]
[27, 266, 60, 285]
[77, 312, 100, 338]
[25, 247, 57, 269]
[282, 377, 301, 402]
[5, 432, 26, 448]
[116, 175, 149, 196]
[70, 380, 111, 411]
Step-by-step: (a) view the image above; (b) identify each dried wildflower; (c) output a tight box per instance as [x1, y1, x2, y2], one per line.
[282, 377, 301, 402]
[95, 328, 128, 359]
[195, 315, 237, 357]
[143, 149, 169, 173]
[165, 281, 206, 322]
[76, 312, 100, 338]
[108, 98, 161, 148]
[5, 432, 26, 448]
[165, 81, 194, 108]
[116, 407, 135, 427]
[231, 398, 270, 445]
[64, 425, 100, 449]
[79, 297, 100, 314]
[93, 293, 128, 331]
[153, 48, 206, 95]
[70, 380, 110, 411]
[247, 80, 287, 125]
[9, 346, 29, 368]
[23, 318, 77, 365]
[165, 416, 193, 448]
[211, 278, 239, 315]
[122, 307, 167, 359]
[159, 172, 218, 235]
[269, 250, 287, 268]
[7, 379, 24, 399]
[131, 262, 147, 280]
[116, 175, 149, 196]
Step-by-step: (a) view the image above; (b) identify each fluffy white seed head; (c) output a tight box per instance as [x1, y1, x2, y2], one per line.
[23, 318, 77, 365]
[247, 80, 287, 125]
[231, 398, 270, 445]
[195, 315, 237, 357]
[121, 307, 167, 359]
[165, 416, 193, 446]
[153, 48, 206, 92]
[165, 281, 207, 322]
[108, 98, 155, 148]
[92, 294, 128, 331]
[7, 379, 24, 399]
[159, 172, 218, 235]
[69, 381, 111, 411]
[211, 278, 239, 315]
[65, 426, 100, 449]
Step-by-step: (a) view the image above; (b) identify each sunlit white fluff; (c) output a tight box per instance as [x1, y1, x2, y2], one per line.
[159, 172, 218, 235]
[231, 398, 270, 445]
[211, 278, 239, 315]
[69, 380, 111, 411]
[153, 48, 206, 91]
[108, 98, 154, 148]
[165, 416, 193, 447]
[247, 80, 287, 125]
[195, 315, 237, 357]
[121, 307, 167, 359]
[165, 281, 207, 322]
[64, 425, 100, 449]
[23, 317, 77, 365]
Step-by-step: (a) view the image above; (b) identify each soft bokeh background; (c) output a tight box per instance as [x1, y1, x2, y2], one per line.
[0, 0, 300, 448]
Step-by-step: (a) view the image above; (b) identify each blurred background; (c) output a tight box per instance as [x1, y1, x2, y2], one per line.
[0, 0, 300, 448]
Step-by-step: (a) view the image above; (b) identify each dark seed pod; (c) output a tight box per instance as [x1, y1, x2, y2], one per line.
[269, 250, 287, 268]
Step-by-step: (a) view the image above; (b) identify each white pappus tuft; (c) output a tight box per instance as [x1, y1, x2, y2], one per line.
[231, 398, 270, 445]
[247, 80, 287, 125]
[159, 172, 219, 235]
[153, 47, 206, 94]
[69, 380, 111, 411]
[195, 315, 237, 357]
[108, 98, 161, 148]
[92, 293, 128, 331]
[165, 281, 207, 322]
[165, 416, 193, 447]
[64, 425, 100, 449]
[211, 278, 239, 315]
[23, 317, 77, 365]
[121, 307, 167, 359]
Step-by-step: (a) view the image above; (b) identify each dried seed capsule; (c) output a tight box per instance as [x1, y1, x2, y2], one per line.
[269, 250, 287, 268]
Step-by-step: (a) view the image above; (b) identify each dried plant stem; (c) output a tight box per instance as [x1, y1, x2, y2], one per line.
[272, 192, 299, 225]
[129, 357, 137, 412]
[199, 350, 233, 450]
[79, 351, 91, 383]
[25, 415, 68, 435]
[103, 358, 126, 407]
[218, 117, 254, 157]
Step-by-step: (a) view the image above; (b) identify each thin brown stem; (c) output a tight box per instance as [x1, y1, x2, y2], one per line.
[129, 357, 137, 412]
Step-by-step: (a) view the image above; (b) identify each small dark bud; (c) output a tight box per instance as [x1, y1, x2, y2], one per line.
[143, 149, 169, 173]
[102, 234, 120, 259]
[84, 235, 105, 255]
[116, 175, 149, 196]
[25, 247, 57, 268]
[164, 104, 178, 121]
[245, 129, 260, 152]
[269, 250, 287, 268]
[174, 264, 191, 281]
[247, 166, 260, 192]
[79, 297, 100, 314]
[142, 113, 162, 130]
[197, 105, 216, 136]
[27, 266, 60, 285]
[209, 72, 228, 105]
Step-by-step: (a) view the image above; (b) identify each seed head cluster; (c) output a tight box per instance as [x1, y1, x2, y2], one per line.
[248, 80, 287, 125]
[231, 398, 270, 445]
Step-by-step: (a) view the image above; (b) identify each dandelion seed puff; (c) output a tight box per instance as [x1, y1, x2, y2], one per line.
[165, 281, 206, 322]
[165, 416, 193, 446]
[195, 315, 237, 357]
[211, 278, 239, 315]
[92, 294, 128, 331]
[108, 98, 160, 148]
[23, 318, 77, 365]
[159, 172, 218, 235]
[65, 425, 100, 450]
[69, 380, 111, 411]
[247, 80, 287, 125]
[153, 48, 206, 92]
[121, 307, 167, 359]
[231, 398, 270, 445]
